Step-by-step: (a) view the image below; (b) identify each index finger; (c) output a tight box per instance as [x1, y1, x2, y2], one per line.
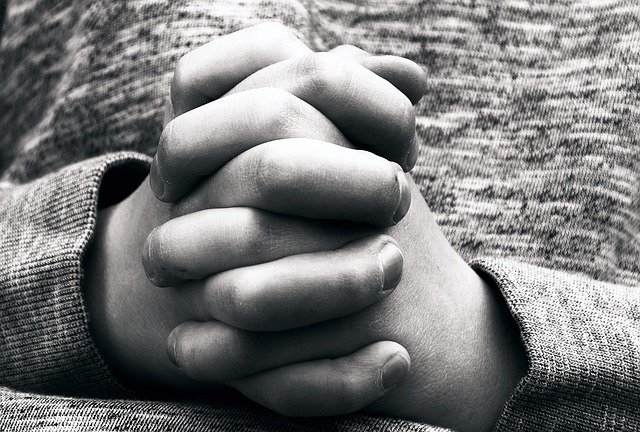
[224, 53, 416, 170]
[170, 22, 312, 116]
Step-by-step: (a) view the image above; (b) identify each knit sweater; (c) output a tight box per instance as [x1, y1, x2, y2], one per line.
[0, 0, 638, 431]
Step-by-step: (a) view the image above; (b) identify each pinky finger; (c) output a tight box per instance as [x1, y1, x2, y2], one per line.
[230, 341, 410, 417]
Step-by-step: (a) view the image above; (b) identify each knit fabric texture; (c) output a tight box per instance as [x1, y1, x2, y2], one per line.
[0, 0, 639, 431]
[0, 152, 149, 397]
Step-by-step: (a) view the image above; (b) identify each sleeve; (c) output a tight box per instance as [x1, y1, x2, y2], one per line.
[0, 386, 452, 432]
[471, 258, 640, 432]
[0, 151, 150, 398]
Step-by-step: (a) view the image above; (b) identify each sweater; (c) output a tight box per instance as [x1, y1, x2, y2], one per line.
[0, 0, 638, 430]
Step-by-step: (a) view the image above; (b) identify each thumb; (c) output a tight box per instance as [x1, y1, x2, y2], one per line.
[230, 341, 411, 417]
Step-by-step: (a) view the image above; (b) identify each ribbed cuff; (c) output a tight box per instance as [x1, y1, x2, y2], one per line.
[472, 258, 640, 431]
[0, 152, 150, 397]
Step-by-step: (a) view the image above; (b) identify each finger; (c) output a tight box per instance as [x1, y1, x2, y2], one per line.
[151, 88, 350, 202]
[176, 139, 411, 227]
[329, 45, 427, 105]
[163, 182, 427, 381]
[363, 56, 428, 106]
[231, 342, 410, 417]
[225, 52, 417, 170]
[142, 207, 370, 287]
[182, 235, 403, 331]
[166, 316, 406, 383]
[171, 22, 312, 116]
[328, 44, 370, 61]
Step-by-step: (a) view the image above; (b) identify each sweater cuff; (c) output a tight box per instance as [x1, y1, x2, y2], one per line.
[472, 258, 640, 431]
[0, 152, 150, 397]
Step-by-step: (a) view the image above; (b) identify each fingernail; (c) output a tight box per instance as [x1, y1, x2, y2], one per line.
[149, 157, 165, 198]
[404, 140, 419, 171]
[142, 237, 156, 283]
[166, 331, 180, 367]
[392, 166, 411, 223]
[419, 68, 429, 97]
[381, 352, 410, 391]
[379, 243, 403, 292]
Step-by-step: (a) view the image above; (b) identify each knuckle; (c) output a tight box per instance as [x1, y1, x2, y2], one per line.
[238, 201, 266, 228]
[224, 275, 265, 330]
[249, 145, 288, 202]
[300, 52, 351, 95]
[236, 207, 273, 256]
[251, 88, 304, 138]
[268, 90, 305, 136]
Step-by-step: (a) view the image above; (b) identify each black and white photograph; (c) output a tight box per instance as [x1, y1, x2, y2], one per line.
[0, 0, 638, 431]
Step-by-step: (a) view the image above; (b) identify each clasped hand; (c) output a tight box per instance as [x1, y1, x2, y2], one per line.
[85, 23, 526, 432]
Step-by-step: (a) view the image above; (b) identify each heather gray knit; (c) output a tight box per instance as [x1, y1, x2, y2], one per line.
[0, 1, 638, 431]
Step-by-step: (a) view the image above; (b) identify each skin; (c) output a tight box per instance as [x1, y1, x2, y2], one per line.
[84, 23, 527, 432]
[228, 181, 527, 430]
[86, 22, 422, 394]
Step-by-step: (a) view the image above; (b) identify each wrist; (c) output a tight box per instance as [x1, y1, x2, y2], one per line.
[368, 183, 527, 431]
[461, 268, 528, 432]
[82, 176, 155, 386]
[83, 203, 121, 377]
